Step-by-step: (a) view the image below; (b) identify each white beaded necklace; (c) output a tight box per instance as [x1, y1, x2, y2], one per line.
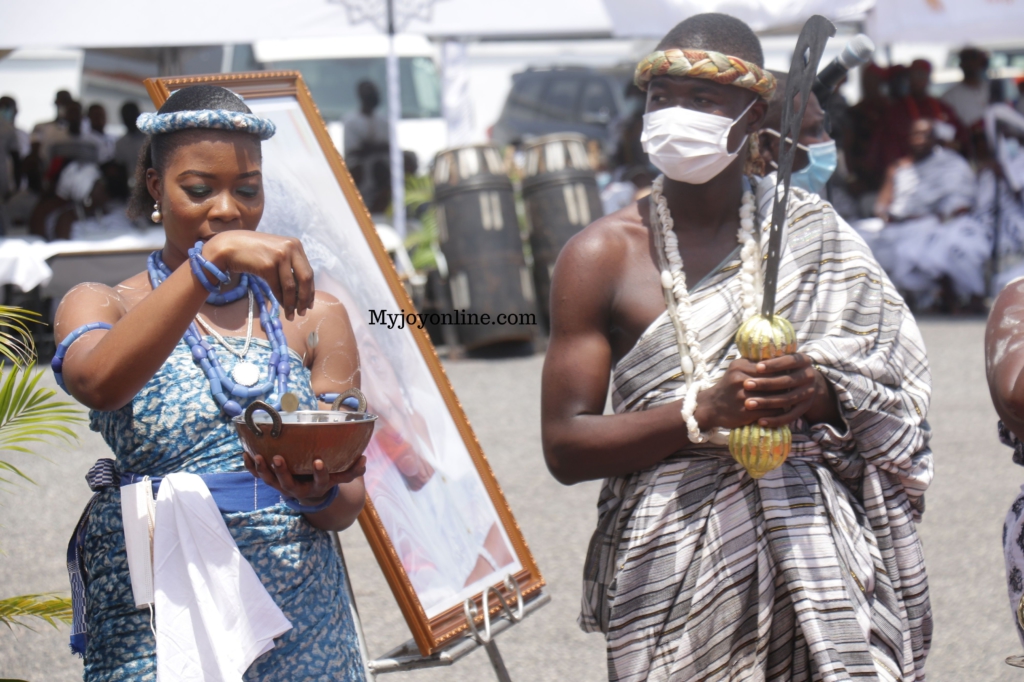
[650, 174, 761, 443]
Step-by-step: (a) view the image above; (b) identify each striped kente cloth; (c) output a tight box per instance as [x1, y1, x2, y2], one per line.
[580, 176, 933, 681]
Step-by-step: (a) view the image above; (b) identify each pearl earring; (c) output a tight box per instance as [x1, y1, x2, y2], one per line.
[151, 202, 162, 223]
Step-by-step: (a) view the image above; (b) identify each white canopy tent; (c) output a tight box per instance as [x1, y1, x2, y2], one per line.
[0, 0, 617, 236]
[599, 0, 1024, 46]
[5, 0, 1024, 234]
[0, 0, 614, 49]
[601, 0, 872, 37]
[868, 0, 1024, 47]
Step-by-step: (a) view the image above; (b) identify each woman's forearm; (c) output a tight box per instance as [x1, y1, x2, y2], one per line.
[304, 480, 366, 531]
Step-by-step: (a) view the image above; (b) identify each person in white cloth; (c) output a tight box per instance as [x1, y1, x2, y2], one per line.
[541, 13, 933, 681]
[55, 85, 368, 681]
[860, 118, 989, 309]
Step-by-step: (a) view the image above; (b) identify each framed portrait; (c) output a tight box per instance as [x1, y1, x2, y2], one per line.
[145, 71, 544, 656]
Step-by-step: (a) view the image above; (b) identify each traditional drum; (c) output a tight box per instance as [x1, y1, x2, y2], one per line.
[521, 134, 603, 329]
[433, 144, 537, 350]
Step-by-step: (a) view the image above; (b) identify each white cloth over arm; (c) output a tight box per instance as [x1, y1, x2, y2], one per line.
[154, 473, 292, 682]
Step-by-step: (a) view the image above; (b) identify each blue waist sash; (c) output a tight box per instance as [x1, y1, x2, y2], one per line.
[67, 458, 284, 656]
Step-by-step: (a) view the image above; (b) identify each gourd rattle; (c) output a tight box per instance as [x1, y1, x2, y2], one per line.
[728, 313, 796, 478]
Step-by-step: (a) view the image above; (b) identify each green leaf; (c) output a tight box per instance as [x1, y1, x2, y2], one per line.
[0, 365, 83, 488]
[0, 306, 40, 368]
[0, 593, 73, 630]
[402, 174, 441, 272]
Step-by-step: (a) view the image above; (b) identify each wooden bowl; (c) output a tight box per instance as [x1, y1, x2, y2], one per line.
[233, 399, 376, 476]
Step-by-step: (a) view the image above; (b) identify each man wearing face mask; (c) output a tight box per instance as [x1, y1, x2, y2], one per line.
[758, 74, 836, 198]
[542, 13, 932, 681]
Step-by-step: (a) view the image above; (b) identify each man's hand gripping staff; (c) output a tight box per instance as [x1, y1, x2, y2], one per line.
[728, 15, 835, 478]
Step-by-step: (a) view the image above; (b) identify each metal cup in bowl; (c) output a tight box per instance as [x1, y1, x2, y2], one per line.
[232, 388, 376, 476]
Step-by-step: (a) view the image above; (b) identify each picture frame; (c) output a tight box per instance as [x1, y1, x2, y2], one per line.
[145, 71, 544, 656]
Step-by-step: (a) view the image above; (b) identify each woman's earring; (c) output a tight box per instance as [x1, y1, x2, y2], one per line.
[151, 202, 162, 223]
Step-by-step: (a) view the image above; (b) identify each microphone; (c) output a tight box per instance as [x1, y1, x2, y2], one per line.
[812, 34, 875, 105]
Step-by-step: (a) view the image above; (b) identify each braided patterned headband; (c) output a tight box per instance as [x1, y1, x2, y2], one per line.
[136, 110, 276, 140]
[635, 49, 777, 100]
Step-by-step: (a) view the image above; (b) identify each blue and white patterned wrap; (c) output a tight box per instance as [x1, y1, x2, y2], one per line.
[80, 336, 364, 681]
[136, 109, 276, 140]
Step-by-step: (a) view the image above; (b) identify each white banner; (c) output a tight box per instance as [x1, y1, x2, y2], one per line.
[602, 0, 872, 38]
[441, 41, 474, 147]
[868, 0, 1024, 46]
[0, 0, 614, 49]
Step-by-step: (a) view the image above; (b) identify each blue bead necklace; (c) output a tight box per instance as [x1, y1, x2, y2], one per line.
[147, 248, 290, 418]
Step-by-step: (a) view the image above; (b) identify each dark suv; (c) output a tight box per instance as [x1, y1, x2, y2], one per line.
[490, 67, 632, 153]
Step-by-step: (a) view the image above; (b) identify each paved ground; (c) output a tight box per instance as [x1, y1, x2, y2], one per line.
[1, 317, 1022, 681]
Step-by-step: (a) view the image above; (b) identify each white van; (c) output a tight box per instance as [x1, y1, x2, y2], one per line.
[231, 35, 447, 171]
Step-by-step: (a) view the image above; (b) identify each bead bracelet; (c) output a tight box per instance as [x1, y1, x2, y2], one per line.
[188, 240, 231, 294]
[282, 485, 338, 513]
[52, 322, 114, 392]
[316, 393, 362, 410]
[147, 250, 249, 306]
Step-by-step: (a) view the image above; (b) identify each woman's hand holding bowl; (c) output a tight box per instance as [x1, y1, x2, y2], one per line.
[243, 451, 367, 507]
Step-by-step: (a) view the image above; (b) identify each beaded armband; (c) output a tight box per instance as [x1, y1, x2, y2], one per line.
[52, 322, 114, 393]
[316, 393, 362, 410]
[282, 485, 339, 514]
[188, 240, 231, 294]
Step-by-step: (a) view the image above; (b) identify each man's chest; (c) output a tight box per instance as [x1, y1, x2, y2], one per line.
[608, 234, 740, 363]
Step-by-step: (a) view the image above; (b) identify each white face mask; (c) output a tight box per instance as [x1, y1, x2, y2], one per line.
[641, 99, 756, 184]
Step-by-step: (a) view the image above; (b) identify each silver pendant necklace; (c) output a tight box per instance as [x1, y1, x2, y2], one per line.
[194, 290, 261, 387]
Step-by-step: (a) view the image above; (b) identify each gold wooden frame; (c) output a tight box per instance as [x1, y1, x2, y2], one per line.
[145, 71, 544, 656]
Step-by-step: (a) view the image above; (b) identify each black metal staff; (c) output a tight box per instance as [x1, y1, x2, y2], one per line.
[729, 15, 836, 479]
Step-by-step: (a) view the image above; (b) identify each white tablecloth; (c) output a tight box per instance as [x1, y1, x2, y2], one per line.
[0, 227, 165, 292]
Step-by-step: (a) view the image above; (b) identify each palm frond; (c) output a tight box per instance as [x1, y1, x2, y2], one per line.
[0, 365, 82, 485]
[0, 307, 40, 368]
[0, 593, 73, 630]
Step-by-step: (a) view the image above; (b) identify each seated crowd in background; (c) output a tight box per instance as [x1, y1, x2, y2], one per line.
[0, 91, 146, 240]
[855, 118, 993, 311]
[839, 48, 1024, 312]
[6, 49, 1024, 316]
[597, 45, 1024, 314]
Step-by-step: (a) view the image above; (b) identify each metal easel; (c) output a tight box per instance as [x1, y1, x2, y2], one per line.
[332, 532, 549, 681]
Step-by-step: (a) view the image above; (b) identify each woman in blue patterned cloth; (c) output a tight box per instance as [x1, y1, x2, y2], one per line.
[53, 84, 367, 681]
[987, 277, 1024, 654]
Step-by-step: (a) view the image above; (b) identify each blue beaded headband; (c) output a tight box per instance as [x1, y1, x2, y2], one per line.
[136, 109, 276, 140]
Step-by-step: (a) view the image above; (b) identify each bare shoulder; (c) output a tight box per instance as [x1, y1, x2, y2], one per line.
[53, 279, 134, 342]
[307, 291, 352, 326]
[556, 197, 648, 277]
[112, 271, 155, 308]
[290, 290, 355, 344]
[550, 198, 650, 333]
[987, 278, 1024, 423]
[987, 277, 1024, 360]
